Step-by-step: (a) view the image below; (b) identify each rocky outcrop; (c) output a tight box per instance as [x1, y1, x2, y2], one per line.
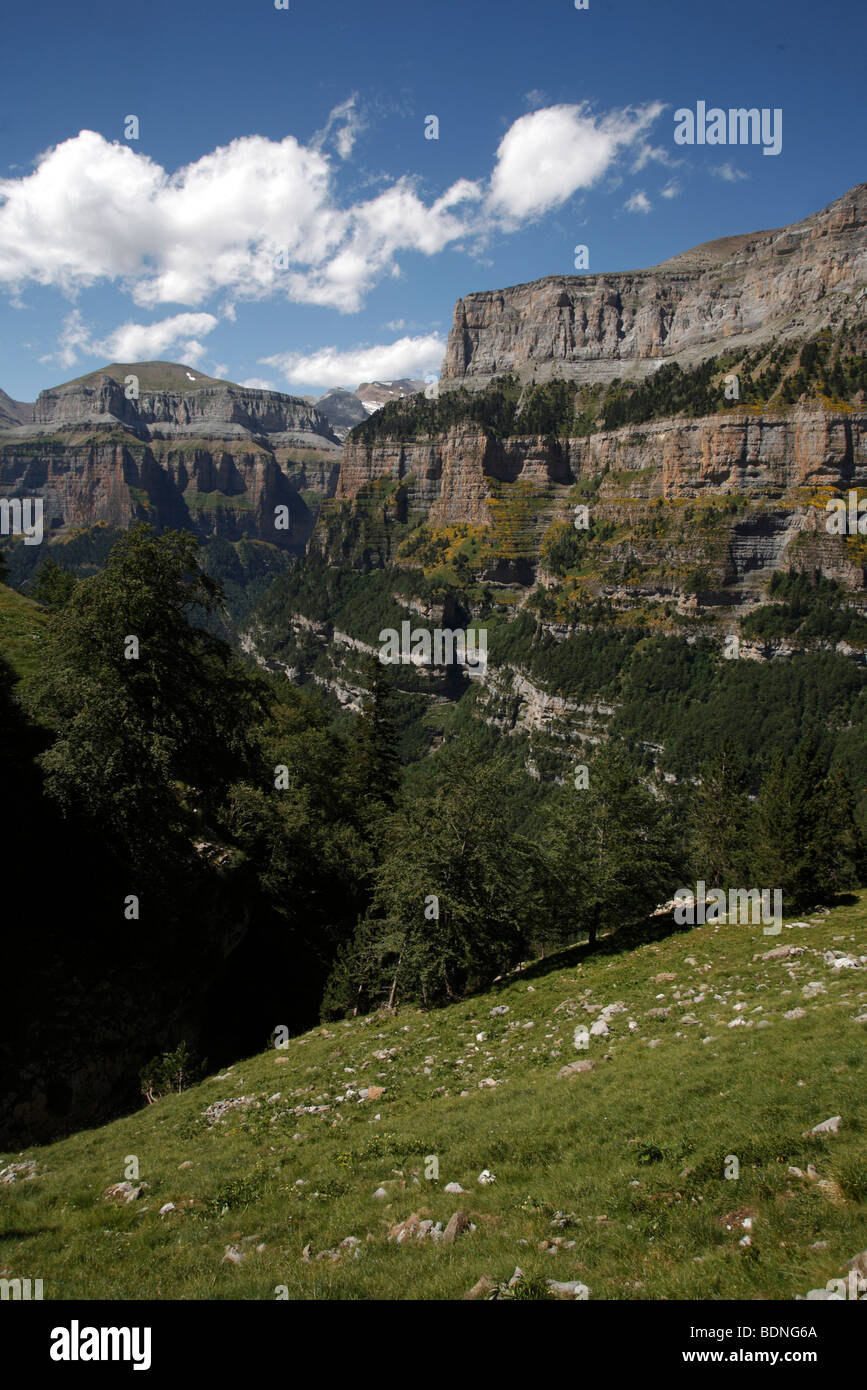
[441, 184, 867, 389]
[0, 434, 314, 550]
[0, 364, 343, 549]
[0, 388, 33, 428]
[339, 408, 867, 510]
[31, 374, 340, 445]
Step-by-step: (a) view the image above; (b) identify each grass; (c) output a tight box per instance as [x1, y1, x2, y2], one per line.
[1, 895, 865, 1300]
[0, 583, 48, 680]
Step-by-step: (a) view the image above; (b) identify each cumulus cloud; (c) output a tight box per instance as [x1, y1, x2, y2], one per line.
[660, 180, 681, 199]
[42, 308, 217, 368]
[263, 333, 446, 392]
[0, 101, 664, 317]
[625, 190, 652, 214]
[487, 102, 664, 221]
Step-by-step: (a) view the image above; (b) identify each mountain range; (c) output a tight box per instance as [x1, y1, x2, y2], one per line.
[1, 184, 864, 620]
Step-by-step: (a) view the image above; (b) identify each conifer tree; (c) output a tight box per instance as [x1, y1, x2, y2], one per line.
[544, 741, 684, 949]
[350, 656, 401, 811]
[691, 739, 752, 888]
[752, 739, 865, 908]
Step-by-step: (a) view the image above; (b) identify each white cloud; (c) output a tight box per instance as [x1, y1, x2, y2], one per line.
[312, 94, 365, 161]
[712, 162, 749, 182]
[487, 102, 664, 222]
[660, 180, 681, 199]
[625, 190, 652, 214]
[101, 312, 217, 361]
[630, 142, 671, 172]
[240, 377, 276, 390]
[41, 308, 218, 368]
[263, 333, 446, 392]
[0, 100, 664, 317]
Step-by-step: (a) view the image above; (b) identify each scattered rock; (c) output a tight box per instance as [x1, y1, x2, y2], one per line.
[806, 1116, 841, 1136]
[445, 1182, 467, 1194]
[557, 1059, 595, 1078]
[178, 1161, 193, 1171]
[478, 1078, 498, 1089]
[477, 1169, 496, 1186]
[783, 1007, 807, 1020]
[159, 1203, 176, 1217]
[223, 1245, 245, 1265]
[759, 945, 792, 961]
[202, 1096, 259, 1126]
[442, 1211, 470, 1244]
[0, 1161, 38, 1184]
[825, 954, 861, 970]
[645, 1007, 671, 1020]
[489, 1006, 510, 1017]
[103, 1181, 150, 1203]
[547, 1279, 589, 1300]
[464, 1275, 496, 1300]
[802, 982, 826, 999]
[652, 973, 677, 983]
[817, 1179, 846, 1207]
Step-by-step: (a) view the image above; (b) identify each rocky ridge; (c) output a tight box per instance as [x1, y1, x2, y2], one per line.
[0, 365, 343, 551]
[441, 184, 867, 389]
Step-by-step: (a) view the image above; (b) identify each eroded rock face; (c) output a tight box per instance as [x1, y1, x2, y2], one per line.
[33, 377, 339, 441]
[0, 370, 343, 549]
[440, 184, 867, 388]
[338, 408, 867, 511]
[0, 436, 315, 550]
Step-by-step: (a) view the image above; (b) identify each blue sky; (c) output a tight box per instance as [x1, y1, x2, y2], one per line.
[0, 0, 863, 401]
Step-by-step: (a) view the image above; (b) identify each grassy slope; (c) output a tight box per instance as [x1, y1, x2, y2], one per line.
[0, 583, 48, 680]
[55, 362, 230, 394]
[1, 897, 865, 1301]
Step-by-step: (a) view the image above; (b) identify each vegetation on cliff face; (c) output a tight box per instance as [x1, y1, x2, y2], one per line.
[349, 324, 867, 446]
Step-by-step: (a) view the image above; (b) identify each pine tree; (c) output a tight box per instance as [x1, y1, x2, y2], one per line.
[544, 741, 684, 949]
[29, 555, 77, 610]
[324, 745, 541, 1011]
[350, 656, 401, 812]
[691, 739, 752, 888]
[752, 738, 865, 909]
[23, 524, 265, 875]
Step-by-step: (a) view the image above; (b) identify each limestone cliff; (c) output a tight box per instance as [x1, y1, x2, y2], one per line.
[441, 184, 867, 389]
[0, 363, 343, 551]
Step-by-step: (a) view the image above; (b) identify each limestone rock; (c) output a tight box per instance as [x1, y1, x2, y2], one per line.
[557, 1059, 596, 1078]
